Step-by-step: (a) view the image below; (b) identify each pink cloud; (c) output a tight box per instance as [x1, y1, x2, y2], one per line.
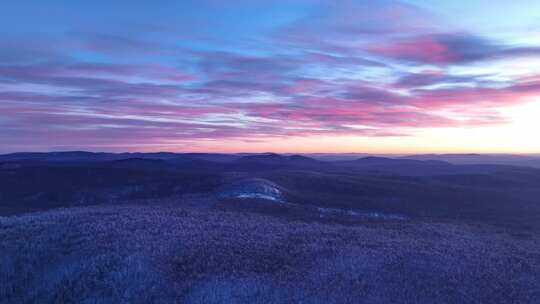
[371, 36, 453, 64]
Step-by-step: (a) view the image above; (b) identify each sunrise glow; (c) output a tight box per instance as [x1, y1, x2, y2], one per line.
[1, 1, 540, 153]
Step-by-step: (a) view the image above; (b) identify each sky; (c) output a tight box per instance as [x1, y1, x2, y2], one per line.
[1, 0, 540, 153]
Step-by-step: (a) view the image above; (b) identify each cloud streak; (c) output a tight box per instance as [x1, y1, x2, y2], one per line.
[1, 0, 540, 152]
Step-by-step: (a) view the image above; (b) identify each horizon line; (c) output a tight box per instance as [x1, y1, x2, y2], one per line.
[1, 150, 540, 156]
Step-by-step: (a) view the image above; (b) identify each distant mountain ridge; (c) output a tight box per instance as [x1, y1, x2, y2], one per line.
[236, 153, 322, 164]
[0, 151, 243, 163]
[2, 151, 540, 169]
[403, 153, 540, 168]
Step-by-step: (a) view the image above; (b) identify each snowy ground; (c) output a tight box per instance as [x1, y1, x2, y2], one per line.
[2, 204, 540, 304]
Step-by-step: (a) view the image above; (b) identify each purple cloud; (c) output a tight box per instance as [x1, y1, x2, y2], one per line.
[370, 33, 540, 65]
[2, 0, 540, 152]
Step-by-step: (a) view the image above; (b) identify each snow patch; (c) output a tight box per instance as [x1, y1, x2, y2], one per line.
[237, 193, 281, 202]
[317, 207, 406, 220]
[219, 178, 285, 203]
